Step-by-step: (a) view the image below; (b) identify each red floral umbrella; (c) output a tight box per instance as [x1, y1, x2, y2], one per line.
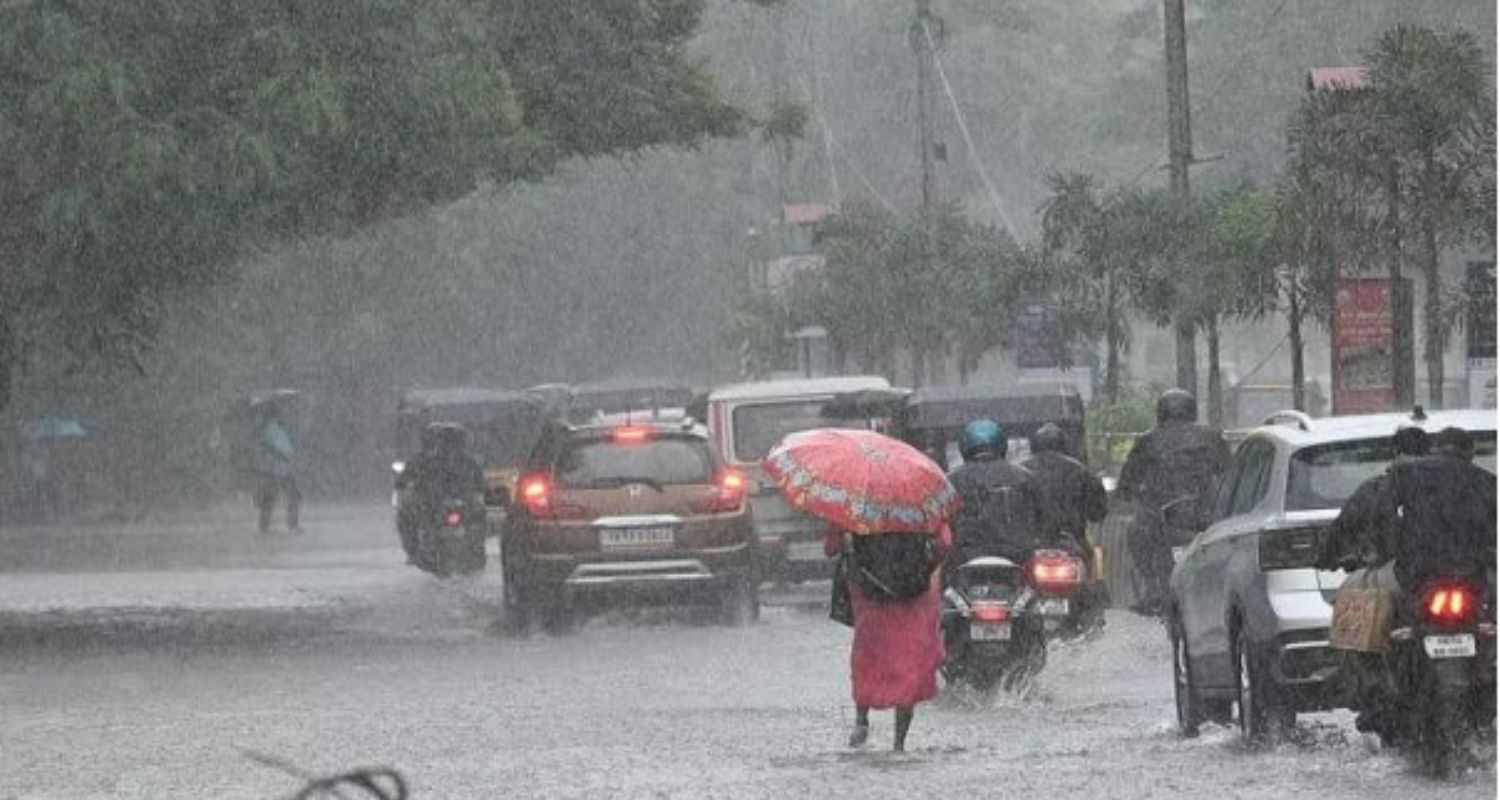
[762, 428, 959, 535]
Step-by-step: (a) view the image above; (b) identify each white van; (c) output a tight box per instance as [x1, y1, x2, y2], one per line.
[704, 376, 892, 583]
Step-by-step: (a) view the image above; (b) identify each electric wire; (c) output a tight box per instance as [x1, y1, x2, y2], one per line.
[923, 24, 1018, 236]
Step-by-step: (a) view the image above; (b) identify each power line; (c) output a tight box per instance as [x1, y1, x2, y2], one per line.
[925, 25, 1018, 236]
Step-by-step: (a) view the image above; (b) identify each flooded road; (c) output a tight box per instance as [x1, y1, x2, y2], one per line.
[1, 505, 1492, 799]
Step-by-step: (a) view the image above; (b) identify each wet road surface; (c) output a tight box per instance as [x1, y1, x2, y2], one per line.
[1, 505, 1493, 799]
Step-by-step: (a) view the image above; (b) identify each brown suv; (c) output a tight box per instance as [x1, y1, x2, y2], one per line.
[500, 420, 758, 632]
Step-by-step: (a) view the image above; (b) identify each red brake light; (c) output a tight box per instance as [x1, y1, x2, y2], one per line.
[1421, 582, 1478, 629]
[708, 469, 747, 513]
[972, 603, 1010, 623]
[613, 426, 652, 444]
[1027, 550, 1084, 595]
[519, 475, 552, 516]
[443, 510, 464, 527]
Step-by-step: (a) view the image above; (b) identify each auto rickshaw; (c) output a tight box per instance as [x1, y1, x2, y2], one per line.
[393, 387, 563, 535]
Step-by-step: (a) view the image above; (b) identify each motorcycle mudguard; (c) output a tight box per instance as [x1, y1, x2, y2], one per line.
[1427, 655, 1476, 693]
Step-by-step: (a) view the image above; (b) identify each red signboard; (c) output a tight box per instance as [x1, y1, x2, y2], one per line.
[1331, 278, 1404, 414]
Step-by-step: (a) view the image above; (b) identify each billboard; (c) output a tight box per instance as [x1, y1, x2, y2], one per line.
[1331, 278, 1408, 414]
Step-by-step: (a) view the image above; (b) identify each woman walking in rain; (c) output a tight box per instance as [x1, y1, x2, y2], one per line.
[826, 521, 951, 750]
[762, 427, 959, 752]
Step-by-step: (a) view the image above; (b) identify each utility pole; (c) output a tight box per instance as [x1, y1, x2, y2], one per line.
[910, 0, 938, 388]
[1162, 0, 1198, 398]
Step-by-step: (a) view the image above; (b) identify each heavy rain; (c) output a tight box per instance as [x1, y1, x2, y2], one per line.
[0, 2, 1496, 798]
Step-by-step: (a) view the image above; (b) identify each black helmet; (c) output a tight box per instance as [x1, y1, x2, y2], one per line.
[1434, 427, 1473, 461]
[1030, 422, 1066, 455]
[1392, 425, 1430, 458]
[1157, 389, 1197, 424]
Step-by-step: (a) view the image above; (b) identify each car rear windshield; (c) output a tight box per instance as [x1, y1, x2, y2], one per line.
[732, 400, 862, 462]
[1286, 431, 1497, 511]
[555, 436, 714, 489]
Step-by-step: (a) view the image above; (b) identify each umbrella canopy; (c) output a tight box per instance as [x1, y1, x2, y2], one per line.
[762, 428, 958, 535]
[21, 416, 89, 440]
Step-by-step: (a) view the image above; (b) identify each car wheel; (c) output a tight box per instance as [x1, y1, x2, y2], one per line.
[541, 592, 575, 635]
[1171, 617, 1205, 737]
[1235, 629, 1291, 742]
[719, 576, 760, 627]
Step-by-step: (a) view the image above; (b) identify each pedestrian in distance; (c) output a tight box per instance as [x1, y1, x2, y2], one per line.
[825, 521, 952, 752]
[252, 403, 302, 535]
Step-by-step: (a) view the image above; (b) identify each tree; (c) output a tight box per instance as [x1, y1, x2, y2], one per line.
[1197, 185, 1279, 425]
[0, 1, 748, 411]
[1367, 25, 1494, 407]
[1039, 173, 1135, 402]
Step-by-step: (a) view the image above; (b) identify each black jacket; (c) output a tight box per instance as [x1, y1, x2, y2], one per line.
[1021, 450, 1108, 547]
[947, 457, 1051, 564]
[1387, 455, 1496, 588]
[406, 451, 485, 509]
[1117, 421, 1231, 524]
[1319, 472, 1396, 571]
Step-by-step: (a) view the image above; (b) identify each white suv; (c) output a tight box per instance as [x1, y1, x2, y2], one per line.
[1168, 407, 1497, 739]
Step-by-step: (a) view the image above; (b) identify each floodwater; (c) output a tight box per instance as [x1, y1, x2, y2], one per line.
[0, 505, 1492, 799]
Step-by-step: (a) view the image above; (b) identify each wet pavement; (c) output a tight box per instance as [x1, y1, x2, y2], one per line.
[0, 505, 1493, 799]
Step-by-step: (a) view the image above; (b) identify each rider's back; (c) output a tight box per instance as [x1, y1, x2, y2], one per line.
[948, 459, 1049, 562]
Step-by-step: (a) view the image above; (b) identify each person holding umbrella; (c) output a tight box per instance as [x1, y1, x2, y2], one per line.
[764, 428, 958, 752]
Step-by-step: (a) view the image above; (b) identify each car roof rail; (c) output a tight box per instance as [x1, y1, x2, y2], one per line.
[1262, 409, 1313, 431]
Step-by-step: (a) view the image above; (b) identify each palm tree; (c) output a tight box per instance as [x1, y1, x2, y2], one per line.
[1368, 25, 1493, 407]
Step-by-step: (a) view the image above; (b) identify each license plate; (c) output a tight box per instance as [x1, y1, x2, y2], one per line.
[1423, 633, 1477, 659]
[1036, 597, 1070, 616]
[599, 526, 675, 550]
[786, 540, 826, 561]
[971, 621, 1012, 641]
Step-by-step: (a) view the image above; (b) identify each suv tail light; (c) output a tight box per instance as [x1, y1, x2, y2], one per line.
[1259, 527, 1323, 571]
[704, 469, 747, 513]
[443, 509, 464, 527]
[517, 474, 588, 521]
[1420, 581, 1479, 630]
[1026, 550, 1083, 596]
[518, 474, 553, 517]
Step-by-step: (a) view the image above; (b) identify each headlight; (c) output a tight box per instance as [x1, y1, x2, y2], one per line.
[391, 461, 406, 475]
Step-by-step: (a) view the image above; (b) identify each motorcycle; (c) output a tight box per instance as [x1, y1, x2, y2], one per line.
[1361, 571, 1496, 776]
[941, 549, 1087, 692]
[412, 497, 487, 578]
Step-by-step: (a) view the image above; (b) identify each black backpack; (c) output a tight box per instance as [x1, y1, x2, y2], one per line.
[850, 533, 937, 602]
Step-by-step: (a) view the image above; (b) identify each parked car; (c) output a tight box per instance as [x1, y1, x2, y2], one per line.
[703, 376, 891, 584]
[501, 418, 757, 632]
[1168, 407, 1497, 739]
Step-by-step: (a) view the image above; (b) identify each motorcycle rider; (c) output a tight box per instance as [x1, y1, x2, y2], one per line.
[1022, 422, 1109, 635]
[1321, 424, 1496, 742]
[1317, 424, 1429, 574]
[402, 422, 486, 563]
[946, 419, 1051, 567]
[1021, 423, 1107, 556]
[1115, 388, 1231, 618]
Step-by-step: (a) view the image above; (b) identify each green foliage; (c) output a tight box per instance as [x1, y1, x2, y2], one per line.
[1086, 383, 1162, 469]
[0, 0, 748, 410]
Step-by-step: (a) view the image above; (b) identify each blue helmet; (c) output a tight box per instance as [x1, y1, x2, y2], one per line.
[959, 419, 1005, 461]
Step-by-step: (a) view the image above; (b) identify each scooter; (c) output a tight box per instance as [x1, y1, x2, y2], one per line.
[1362, 570, 1496, 776]
[941, 549, 1087, 692]
[413, 497, 486, 578]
